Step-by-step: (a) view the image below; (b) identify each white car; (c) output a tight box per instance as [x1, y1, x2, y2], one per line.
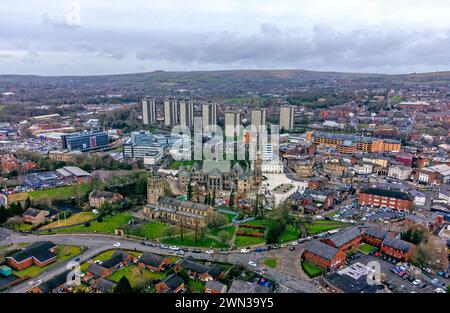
[248, 261, 257, 267]
[290, 241, 298, 246]
[412, 279, 421, 286]
[205, 249, 214, 254]
[240, 248, 250, 254]
[169, 246, 180, 251]
[113, 242, 121, 247]
[280, 244, 286, 248]
[434, 288, 445, 293]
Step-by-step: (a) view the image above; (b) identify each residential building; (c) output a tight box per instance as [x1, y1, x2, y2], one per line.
[138, 253, 171, 272]
[88, 190, 123, 208]
[202, 103, 218, 131]
[279, 105, 295, 131]
[306, 131, 401, 153]
[155, 274, 185, 293]
[251, 108, 267, 128]
[362, 226, 388, 247]
[358, 188, 414, 211]
[321, 227, 362, 252]
[164, 99, 178, 126]
[380, 236, 415, 261]
[205, 280, 227, 293]
[142, 98, 157, 125]
[388, 165, 412, 180]
[179, 100, 194, 127]
[354, 163, 373, 175]
[415, 164, 450, 185]
[224, 111, 240, 138]
[23, 208, 50, 225]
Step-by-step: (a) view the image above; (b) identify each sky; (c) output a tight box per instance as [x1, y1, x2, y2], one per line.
[1, 0, 450, 76]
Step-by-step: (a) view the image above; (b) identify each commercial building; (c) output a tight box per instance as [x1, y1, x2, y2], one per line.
[142, 99, 157, 125]
[164, 99, 178, 126]
[358, 188, 414, 211]
[306, 131, 401, 153]
[61, 131, 109, 152]
[179, 100, 194, 128]
[6, 241, 57, 270]
[224, 111, 240, 138]
[202, 103, 218, 130]
[302, 240, 346, 270]
[321, 227, 362, 253]
[279, 105, 295, 131]
[143, 149, 165, 165]
[415, 164, 450, 185]
[388, 165, 412, 180]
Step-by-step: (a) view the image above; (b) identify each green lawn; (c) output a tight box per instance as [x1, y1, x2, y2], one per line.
[15, 245, 81, 278]
[237, 218, 299, 244]
[306, 220, 349, 235]
[47, 212, 132, 235]
[301, 260, 324, 278]
[132, 221, 168, 239]
[359, 243, 378, 254]
[108, 265, 166, 288]
[28, 184, 92, 201]
[169, 160, 194, 169]
[211, 225, 236, 237]
[279, 225, 299, 243]
[40, 212, 96, 230]
[162, 234, 228, 248]
[264, 258, 278, 268]
[9, 223, 33, 231]
[187, 279, 205, 293]
[234, 235, 266, 247]
[220, 212, 236, 223]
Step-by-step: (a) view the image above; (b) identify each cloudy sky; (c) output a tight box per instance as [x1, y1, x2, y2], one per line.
[1, 0, 450, 75]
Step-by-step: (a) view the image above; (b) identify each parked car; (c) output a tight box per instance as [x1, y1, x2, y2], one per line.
[176, 250, 185, 255]
[240, 248, 250, 254]
[421, 266, 432, 274]
[255, 248, 265, 252]
[205, 249, 214, 254]
[159, 244, 168, 249]
[412, 279, 422, 286]
[113, 242, 121, 247]
[289, 246, 295, 251]
[219, 250, 229, 255]
[169, 246, 180, 251]
[290, 241, 298, 246]
[248, 261, 257, 267]
[434, 287, 446, 293]
[191, 249, 202, 253]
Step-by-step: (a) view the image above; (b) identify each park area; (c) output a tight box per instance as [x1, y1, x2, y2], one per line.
[305, 220, 349, 235]
[8, 183, 95, 204]
[263, 258, 278, 268]
[40, 212, 96, 230]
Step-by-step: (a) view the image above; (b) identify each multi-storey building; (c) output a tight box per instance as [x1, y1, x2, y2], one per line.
[388, 165, 412, 180]
[224, 111, 240, 138]
[279, 105, 295, 131]
[306, 131, 401, 153]
[142, 99, 157, 125]
[251, 108, 267, 128]
[61, 131, 109, 152]
[179, 100, 194, 128]
[164, 99, 178, 126]
[202, 103, 217, 130]
[358, 188, 414, 211]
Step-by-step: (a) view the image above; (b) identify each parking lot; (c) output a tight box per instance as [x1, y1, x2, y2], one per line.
[347, 252, 442, 293]
[329, 203, 406, 225]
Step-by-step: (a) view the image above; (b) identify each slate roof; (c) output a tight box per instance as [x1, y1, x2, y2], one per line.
[363, 227, 388, 240]
[8, 241, 57, 263]
[205, 280, 227, 292]
[360, 188, 413, 201]
[158, 196, 210, 212]
[382, 236, 414, 252]
[90, 190, 114, 199]
[326, 227, 362, 248]
[86, 263, 107, 277]
[304, 240, 340, 261]
[139, 253, 166, 268]
[102, 251, 130, 269]
[161, 273, 185, 290]
[39, 270, 70, 293]
[178, 257, 210, 273]
[207, 265, 224, 279]
[92, 278, 116, 293]
[23, 208, 44, 217]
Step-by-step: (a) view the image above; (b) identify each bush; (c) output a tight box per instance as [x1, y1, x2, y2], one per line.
[84, 222, 91, 227]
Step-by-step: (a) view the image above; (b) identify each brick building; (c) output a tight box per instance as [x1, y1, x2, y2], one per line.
[358, 188, 414, 211]
[6, 241, 57, 270]
[302, 240, 346, 270]
[380, 236, 415, 261]
[321, 227, 362, 252]
[362, 226, 388, 247]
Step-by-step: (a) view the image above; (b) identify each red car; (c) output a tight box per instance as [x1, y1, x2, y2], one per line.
[374, 252, 381, 257]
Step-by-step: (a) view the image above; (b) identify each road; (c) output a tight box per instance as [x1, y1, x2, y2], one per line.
[0, 228, 319, 293]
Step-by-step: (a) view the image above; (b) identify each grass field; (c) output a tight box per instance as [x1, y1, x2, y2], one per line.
[211, 225, 236, 237]
[40, 212, 96, 230]
[9, 223, 33, 232]
[238, 218, 299, 243]
[169, 160, 194, 169]
[8, 183, 93, 204]
[264, 258, 278, 268]
[130, 221, 168, 239]
[301, 260, 323, 278]
[306, 220, 349, 235]
[47, 212, 132, 235]
[108, 265, 166, 288]
[15, 245, 81, 278]
[187, 279, 205, 293]
[234, 235, 266, 247]
[162, 234, 228, 248]
[359, 243, 378, 254]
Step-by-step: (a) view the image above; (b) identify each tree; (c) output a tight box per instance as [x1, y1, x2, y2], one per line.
[217, 230, 231, 243]
[24, 197, 32, 210]
[206, 212, 227, 229]
[211, 190, 216, 206]
[229, 190, 235, 210]
[204, 193, 210, 205]
[114, 276, 133, 293]
[162, 225, 178, 238]
[84, 222, 91, 227]
[187, 180, 193, 201]
[0, 205, 7, 224]
[198, 226, 210, 241]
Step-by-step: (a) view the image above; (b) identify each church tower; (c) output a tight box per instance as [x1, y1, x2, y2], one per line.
[147, 176, 164, 205]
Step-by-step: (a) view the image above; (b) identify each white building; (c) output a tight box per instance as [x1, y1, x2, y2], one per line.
[438, 185, 450, 205]
[354, 163, 373, 175]
[143, 149, 164, 165]
[388, 165, 412, 180]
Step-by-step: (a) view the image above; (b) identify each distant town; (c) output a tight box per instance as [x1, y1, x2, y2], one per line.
[0, 70, 449, 295]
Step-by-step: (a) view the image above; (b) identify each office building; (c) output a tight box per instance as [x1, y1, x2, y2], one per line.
[224, 111, 240, 138]
[202, 103, 217, 130]
[164, 100, 178, 126]
[279, 105, 295, 131]
[179, 100, 194, 128]
[61, 131, 109, 152]
[131, 131, 153, 145]
[142, 99, 157, 125]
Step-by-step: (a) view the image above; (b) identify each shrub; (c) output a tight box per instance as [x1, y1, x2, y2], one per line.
[84, 222, 91, 227]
